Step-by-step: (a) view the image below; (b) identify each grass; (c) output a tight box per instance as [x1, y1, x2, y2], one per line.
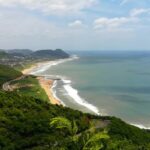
[0, 51, 8, 58]
[14, 60, 38, 71]
[10, 75, 49, 102]
[0, 63, 50, 103]
[0, 64, 22, 88]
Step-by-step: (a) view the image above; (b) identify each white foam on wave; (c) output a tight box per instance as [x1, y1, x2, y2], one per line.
[62, 79, 100, 115]
[131, 123, 150, 130]
[28, 55, 100, 115]
[62, 79, 72, 84]
[25, 55, 150, 129]
[51, 80, 66, 106]
[31, 55, 79, 75]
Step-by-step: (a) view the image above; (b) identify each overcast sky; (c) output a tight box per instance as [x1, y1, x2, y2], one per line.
[0, 0, 150, 51]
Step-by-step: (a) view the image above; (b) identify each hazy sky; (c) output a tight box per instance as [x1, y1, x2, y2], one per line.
[0, 0, 150, 51]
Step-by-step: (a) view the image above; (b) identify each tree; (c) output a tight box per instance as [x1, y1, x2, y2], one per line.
[82, 131, 109, 150]
[50, 117, 78, 136]
[50, 117, 109, 150]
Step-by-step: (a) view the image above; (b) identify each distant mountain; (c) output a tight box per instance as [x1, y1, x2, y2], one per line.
[0, 49, 70, 67]
[0, 51, 10, 58]
[6, 49, 69, 58]
[32, 49, 70, 59]
[0, 49, 5, 52]
[7, 49, 33, 56]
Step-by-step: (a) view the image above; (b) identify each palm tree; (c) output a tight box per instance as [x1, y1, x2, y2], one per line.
[50, 117, 78, 136]
[82, 131, 109, 150]
[50, 117, 109, 150]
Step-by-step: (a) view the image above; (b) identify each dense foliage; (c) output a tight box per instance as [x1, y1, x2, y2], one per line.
[0, 91, 150, 149]
[0, 51, 9, 58]
[0, 49, 70, 68]
[0, 64, 22, 88]
[32, 49, 70, 59]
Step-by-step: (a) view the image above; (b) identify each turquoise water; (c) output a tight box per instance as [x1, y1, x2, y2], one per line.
[40, 51, 150, 128]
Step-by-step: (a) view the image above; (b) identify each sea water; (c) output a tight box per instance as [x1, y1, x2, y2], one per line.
[34, 51, 150, 129]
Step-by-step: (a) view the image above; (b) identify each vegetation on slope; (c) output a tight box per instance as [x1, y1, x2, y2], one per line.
[10, 75, 49, 101]
[0, 91, 150, 149]
[32, 49, 70, 59]
[0, 49, 70, 68]
[0, 64, 49, 101]
[0, 64, 22, 88]
[0, 51, 9, 58]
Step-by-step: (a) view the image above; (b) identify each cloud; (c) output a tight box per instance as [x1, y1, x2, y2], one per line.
[68, 20, 85, 28]
[93, 7, 150, 30]
[93, 17, 137, 30]
[0, 1, 150, 50]
[120, 0, 150, 6]
[130, 8, 150, 17]
[0, 10, 70, 49]
[120, 0, 139, 5]
[0, 0, 97, 15]
[120, 0, 130, 5]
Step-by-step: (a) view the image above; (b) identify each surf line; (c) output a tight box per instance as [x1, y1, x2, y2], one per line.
[62, 79, 100, 115]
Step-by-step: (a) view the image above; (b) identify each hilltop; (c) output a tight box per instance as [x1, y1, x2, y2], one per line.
[32, 49, 69, 59]
[0, 49, 70, 68]
[0, 64, 22, 88]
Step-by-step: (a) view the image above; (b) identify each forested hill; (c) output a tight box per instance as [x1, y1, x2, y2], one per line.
[0, 64, 22, 88]
[0, 49, 70, 68]
[32, 49, 70, 59]
[6, 49, 69, 58]
[0, 51, 10, 58]
[0, 91, 150, 149]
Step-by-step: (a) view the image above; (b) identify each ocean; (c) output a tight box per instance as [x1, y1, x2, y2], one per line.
[32, 51, 150, 129]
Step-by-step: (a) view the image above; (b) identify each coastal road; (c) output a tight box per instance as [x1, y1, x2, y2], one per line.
[2, 75, 27, 91]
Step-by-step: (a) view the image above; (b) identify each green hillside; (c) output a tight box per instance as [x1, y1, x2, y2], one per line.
[0, 64, 150, 149]
[31, 49, 70, 59]
[10, 75, 49, 101]
[0, 64, 22, 88]
[0, 51, 9, 58]
[0, 64, 49, 101]
[0, 49, 70, 68]
[0, 91, 150, 149]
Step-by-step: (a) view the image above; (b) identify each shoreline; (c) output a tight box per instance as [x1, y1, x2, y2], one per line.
[22, 61, 61, 105]
[22, 61, 51, 75]
[37, 77, 61, 105]
[21, 59, 150, 130]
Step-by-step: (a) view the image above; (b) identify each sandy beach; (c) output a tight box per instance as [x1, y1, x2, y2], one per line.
[22, 65, 36, 75]
[22, 62, 61, 105]
[22, 61, 50, 75]
[37, 77, 61, 105]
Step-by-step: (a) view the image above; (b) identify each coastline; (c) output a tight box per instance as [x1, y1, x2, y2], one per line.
[37, 77, 61, 105]
[22, 60, 100, 115]
[22, 61, 51, 75]
[22, 61, 61, 105]
[21, 58, 150, 130]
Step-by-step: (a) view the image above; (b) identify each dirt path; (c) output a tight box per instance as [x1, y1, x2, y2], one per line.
[2, 75, 26, 91]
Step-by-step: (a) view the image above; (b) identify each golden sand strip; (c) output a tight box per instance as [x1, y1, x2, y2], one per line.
[22, 61, 50, 75]
[22, 65, 36, 75]
[37, 77, 61, 105]
[22, 63, 61, 105]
